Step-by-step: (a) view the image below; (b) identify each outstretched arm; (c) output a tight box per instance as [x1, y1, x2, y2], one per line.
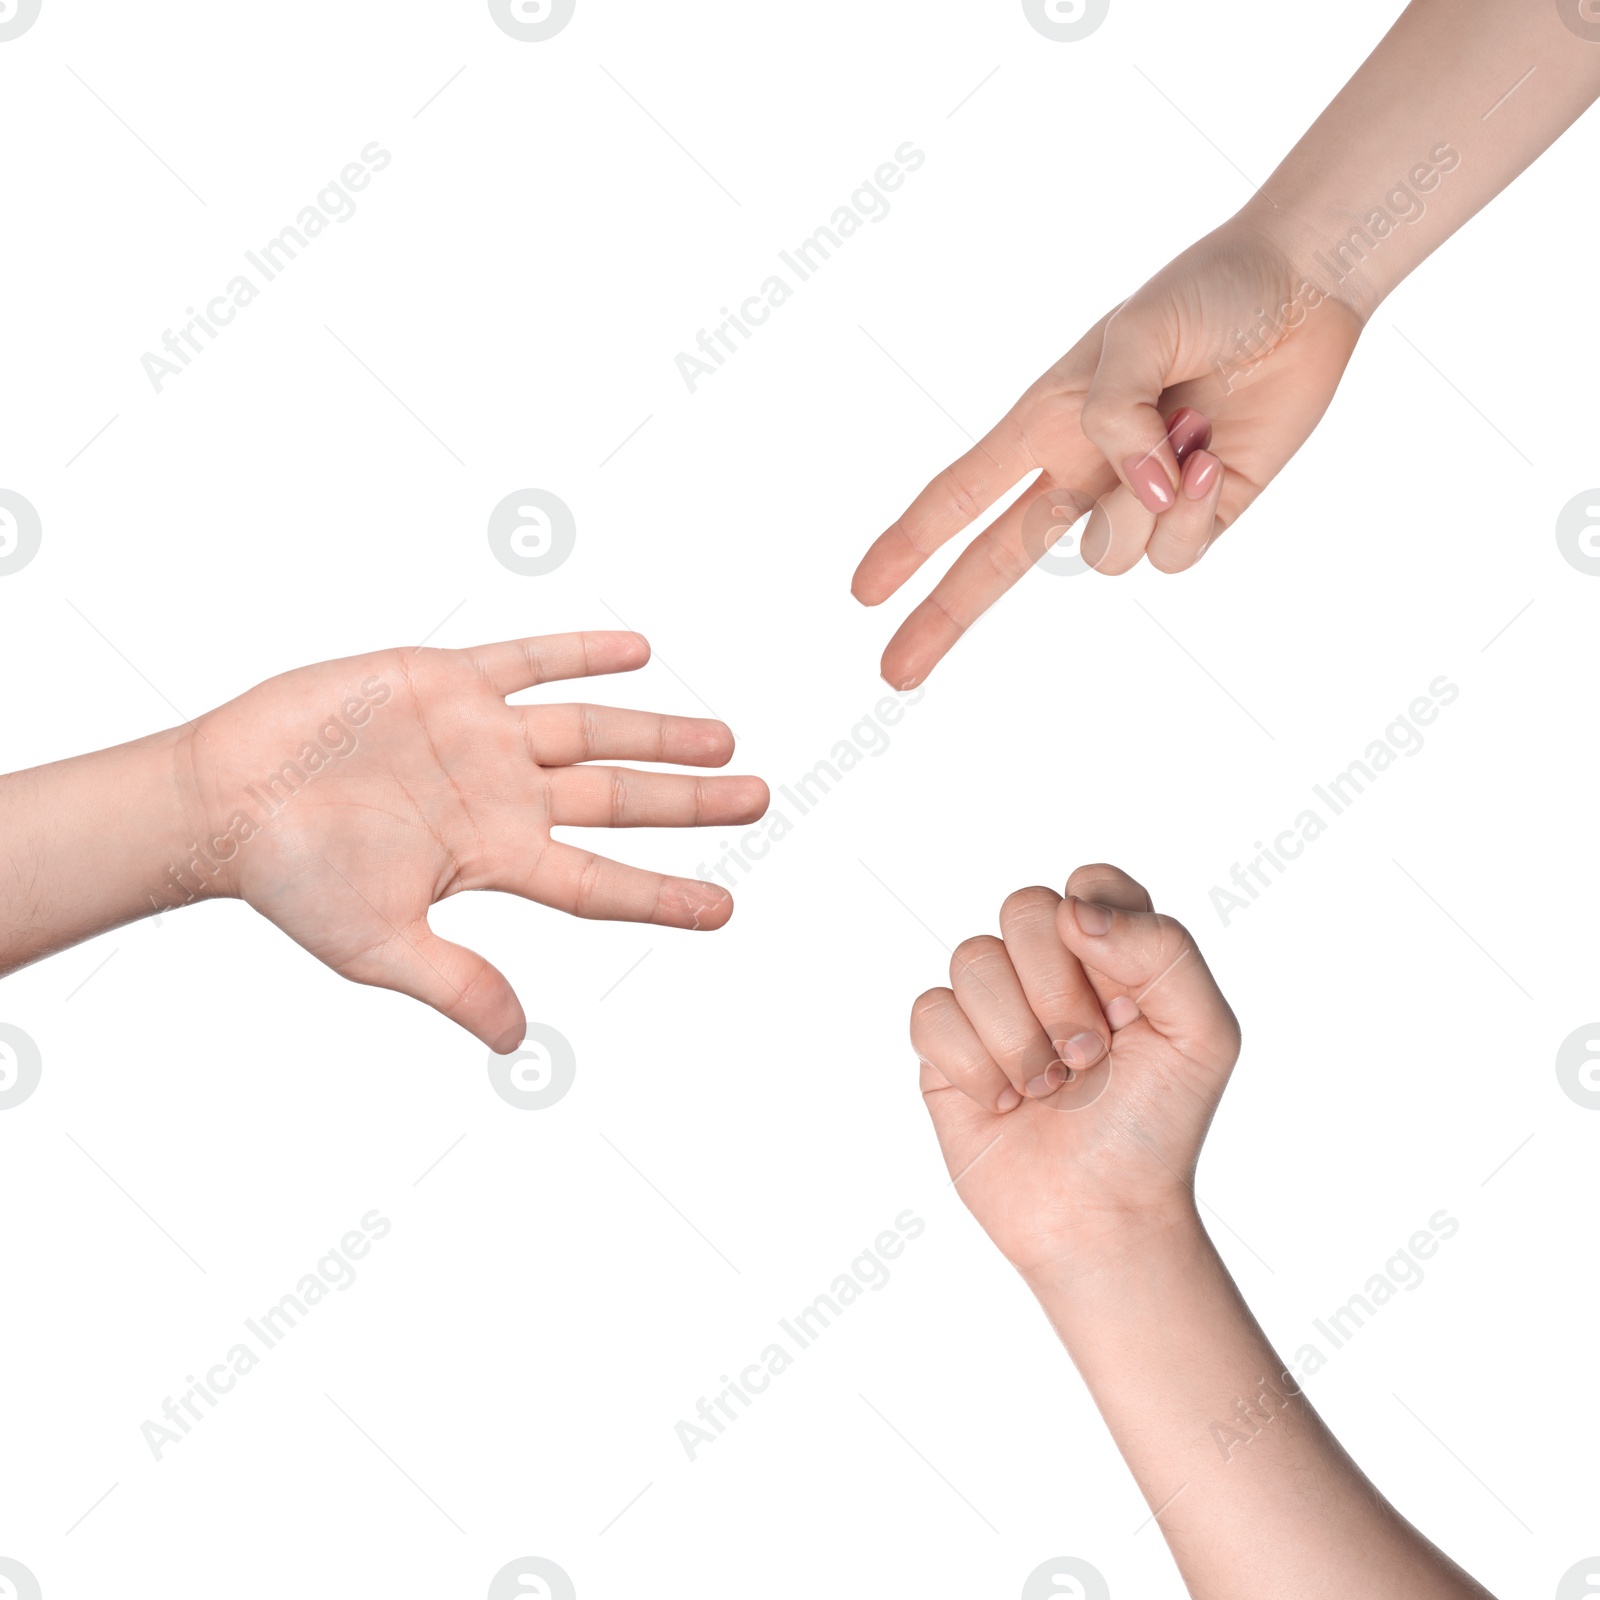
[1252, 0, 1600, 323]
[915, 865, 1490, 1597]
[1027, 1216, 1489, 1597]
[0, 630, 768, 1049]
[856, 0, 1600, 688]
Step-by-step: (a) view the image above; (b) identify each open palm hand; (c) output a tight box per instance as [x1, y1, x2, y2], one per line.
[177, 630, 768, 1049]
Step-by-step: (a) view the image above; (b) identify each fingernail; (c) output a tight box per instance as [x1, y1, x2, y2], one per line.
[996, 1085, 1023, 1113]
[1122, 453, 1175, 513]
[1106, 995, 1141, 1029]
[1165, 407, 1212, 464]
[1054, 1030, 1105, 1068]
[1025, 1064, 1066, 1099]
[1072, 897, 1112, 935]
[1183, 449, 1221, 501]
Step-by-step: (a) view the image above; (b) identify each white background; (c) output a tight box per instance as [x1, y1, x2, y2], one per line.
[2, 2, 1597, 1596]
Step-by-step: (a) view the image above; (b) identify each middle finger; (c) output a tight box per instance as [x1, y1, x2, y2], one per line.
[949, 935, 1061, 1100]
[999, 886, 1110, 1073]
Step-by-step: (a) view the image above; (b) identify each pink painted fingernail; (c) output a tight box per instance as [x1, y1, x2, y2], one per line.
[997, 1085, 1023, 1113]
[1072, 897, 1113, 936]
[1054, 1031, 1106, 1068]
[1165, 407, 1212, 464]
[1122, 453, 1176, 513]
[1025, 1064, 1066, 1098]
[1106, 996, 1141, 1029]
[1183, 449, 1221, 501]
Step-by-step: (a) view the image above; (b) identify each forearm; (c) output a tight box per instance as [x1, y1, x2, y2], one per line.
[1025, 1207, 1492, 1599]
[0, 727, 214, 972]
[1240, 0, 1600, 319]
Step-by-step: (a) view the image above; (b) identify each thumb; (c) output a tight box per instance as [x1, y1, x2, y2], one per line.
[1055, 894, 1239, 1073]
[1080, 298, 1183, 517]
[356, 918, 527, 1052]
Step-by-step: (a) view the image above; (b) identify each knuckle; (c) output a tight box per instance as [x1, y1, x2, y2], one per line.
[1001, 884, 1060, 923]
[1144, 541, 1190, 575]
[1077, 390, 1115, 441]
[1036, 995, 1083, 1026]
[909, 987, 956, 1039]
[950, 934, 1003, 978]
[577, 702, 602, 756]
[978, 532, 1030, 587]
[1095, 550, 1142, 578]
[1066, 862, 1125, 896]
[936, 464, 984, 525]
[949, 936, 1006, 988]
[575, 854, 603, 917]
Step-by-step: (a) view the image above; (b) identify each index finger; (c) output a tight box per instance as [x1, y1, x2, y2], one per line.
[877, 471, 1108, 690]
[998, 885, 1109, 1072]
[851, 414, 1035, 606]
[464, 631, 651, 697]
[1057, 864, 1240, 1070]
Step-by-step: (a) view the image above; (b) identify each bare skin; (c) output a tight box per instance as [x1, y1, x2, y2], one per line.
[0, 630, 769, 1049]
[856, 0, 1600, 688]
[915, 864, 1494, 1599]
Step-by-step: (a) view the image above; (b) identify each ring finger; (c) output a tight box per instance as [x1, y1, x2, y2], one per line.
[1145, 449, 1224, 573]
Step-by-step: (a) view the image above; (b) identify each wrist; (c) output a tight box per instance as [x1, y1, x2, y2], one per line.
[1226, 199, 1388, 330]
[1019, 1194, 1209, 1302]
[160, 723, 243, 907]
[0, 725, 226, 975]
